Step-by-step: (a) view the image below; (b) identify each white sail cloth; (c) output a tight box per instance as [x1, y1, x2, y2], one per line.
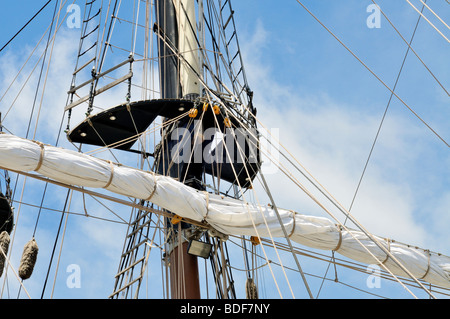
[0, 133, 449, 288]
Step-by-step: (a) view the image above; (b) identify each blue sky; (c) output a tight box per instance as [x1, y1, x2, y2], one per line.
[0, 0, 449, 299]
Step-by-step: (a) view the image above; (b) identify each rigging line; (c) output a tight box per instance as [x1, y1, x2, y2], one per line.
[237, 236, 394, 299]
[84, 110, 189, 156]
[139, 215, 163, 299]
[258, 237, 450, 297]
[6, 0, 72, 137]
[0, 174, 27, 298]
[94, 0, 105, 69]
[3, 0, 74, 127]
[88, 193, 128, 224]
[346, 0, 426, 221]
[125, 102, 154, 170]
[203, 97, 285, 298]
[30, 0, 67, 237]
[218, 102, 434, 298]
[222, 0, 250, 89]
[218, 105, 313, 298]
[371, 0, 449, 97]
[1, 167, 210, 229]
[210, 0, 248, 96]
[97, 0, 120, 73]
[180, 110, 207, 184]
[406, 0, 450, 42]
[208, 101, 296, 299]
[50, 190, 72, 298]
[32, 183, 50, 237]
[174, 0, 245, 105]
[250, 115, 446, 256]
[217, 14, 446, 295]
[32, 0, 65, 140]
[25, 0, 59, 139]
[0, 0, 52, 53]
[417, 0, 450, 30]
[131, 0, 141, 55]
[161, 116, 196, 178]
[259, 171, 314, 299]
[0, 244, 32, 299]
[0, 15, 55, 111]
[183, 0, 245, 98]
[10, 198, 129, 225]
[294, 0, 449, 148]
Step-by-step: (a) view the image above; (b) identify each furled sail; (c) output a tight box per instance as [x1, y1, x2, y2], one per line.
[0, 133, 449, 288]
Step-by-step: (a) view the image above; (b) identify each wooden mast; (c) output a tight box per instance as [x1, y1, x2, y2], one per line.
[155, 0, 201, 299]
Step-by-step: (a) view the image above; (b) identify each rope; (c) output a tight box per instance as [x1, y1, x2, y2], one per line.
[333, 225, 343, 252]
[216, 91, 432, 299]
[203, 191, 210, 222]
[288, 211, 296, 238]
[204, 97, 286, 298]
[145, 176, 158, 201]
[347, 0, 427, 218]
[370, 0, 448, 97]
[417, 0, 450, 31]
[25, 0, 59, 140]
[420, 250, 431, 281]
[103, 160, 115, 188]
[33, 142, 45, 172]
[40, 189, 71, 298]
[405, 0, 450, 42]
[381, 239, 391, 265]
[0, 0, 52, 53]
[294, 0, 449, 148]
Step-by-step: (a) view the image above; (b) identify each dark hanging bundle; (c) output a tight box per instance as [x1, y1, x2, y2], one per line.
[0, 230, 10, 277]
[0, 193, 14, 235]
[18, 238, 39, 280]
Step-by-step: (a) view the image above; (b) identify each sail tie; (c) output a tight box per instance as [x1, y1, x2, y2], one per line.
[420, 250, 431, 281]
[203, 191, 209, 222]
[103, 160, 115, 188]
[145, 174, 157, 201]
[381, 239, 391, 265]
[33, 141, 45, 172]
[288, 210, 296, 238]
[333, 225, 343, 252]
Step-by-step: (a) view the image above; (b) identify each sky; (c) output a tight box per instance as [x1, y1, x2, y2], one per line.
[0, 0, 448, 300]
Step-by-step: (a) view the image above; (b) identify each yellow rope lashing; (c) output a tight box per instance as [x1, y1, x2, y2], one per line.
[250, 236, 260, 246]
[188, 108, 198, 118]
[171, 215, 183, 225]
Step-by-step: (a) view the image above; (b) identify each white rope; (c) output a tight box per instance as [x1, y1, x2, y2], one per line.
[405, 0, 450, 43]
[418, 0, 450, 30]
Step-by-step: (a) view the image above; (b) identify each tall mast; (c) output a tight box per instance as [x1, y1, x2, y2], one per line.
[64, 0, 260, 299]
[155, 0, 202, 299]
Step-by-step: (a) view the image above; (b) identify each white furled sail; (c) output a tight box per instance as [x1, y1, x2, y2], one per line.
[0, 133, 449, 288]
[174, 0, 201, 97]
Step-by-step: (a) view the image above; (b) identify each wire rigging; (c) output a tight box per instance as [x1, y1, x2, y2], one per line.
[347, 0, 427, 220]
[2, 0, 449, 299]
[294, 0, 449, 148]
[0, 0, 53, 54]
